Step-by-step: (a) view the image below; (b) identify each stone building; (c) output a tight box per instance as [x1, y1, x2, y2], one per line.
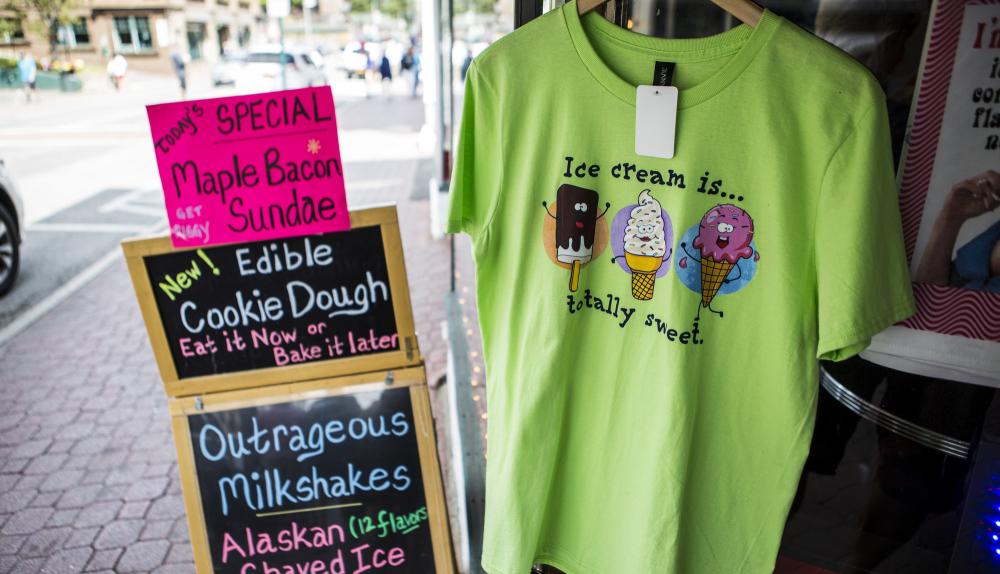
[1, 0, 262, 73]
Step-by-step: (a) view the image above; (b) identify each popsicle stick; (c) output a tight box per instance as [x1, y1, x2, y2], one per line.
[569, 260, 582, 292]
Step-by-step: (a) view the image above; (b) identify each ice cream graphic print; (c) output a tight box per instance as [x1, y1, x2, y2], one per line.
[676, 204, 759, 318]
[542, 184, 610, 292]
[611, 190, 673, 301]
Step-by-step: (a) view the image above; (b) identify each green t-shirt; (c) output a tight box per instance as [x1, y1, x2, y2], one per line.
[447, 3, 916, 573]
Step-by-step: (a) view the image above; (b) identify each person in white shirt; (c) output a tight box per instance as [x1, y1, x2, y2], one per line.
[107, 53, 127, 90]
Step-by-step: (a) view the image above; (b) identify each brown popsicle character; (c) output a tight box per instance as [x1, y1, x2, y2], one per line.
[555, 184, 598, 292]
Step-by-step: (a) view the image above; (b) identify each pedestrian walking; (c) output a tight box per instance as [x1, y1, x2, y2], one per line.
[404, 47, 421, 98]
[400, 48, 414, 73]
[379, 53, 392, 96]
[17, 51, 37, 103]
[171, 50, 188, 98]
[361, 42, 374, 98]
[107, 53, 127, 90]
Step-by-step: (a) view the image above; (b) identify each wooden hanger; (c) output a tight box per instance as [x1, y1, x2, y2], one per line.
[577, 0, 764, 28]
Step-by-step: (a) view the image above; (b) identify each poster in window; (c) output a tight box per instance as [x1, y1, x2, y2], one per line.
[864, 0, 1000, 387]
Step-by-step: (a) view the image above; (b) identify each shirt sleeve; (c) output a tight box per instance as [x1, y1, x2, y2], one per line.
[815, 97, 917, 362]
[446, 60, 502, 242]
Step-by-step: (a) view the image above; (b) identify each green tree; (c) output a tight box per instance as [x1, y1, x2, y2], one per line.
[348, 0, 413, 22]
[1, 0, 77, 56]
[0, 17, 20, 43]
[455, 0, 494, 14]
[258, 0, 305, 13]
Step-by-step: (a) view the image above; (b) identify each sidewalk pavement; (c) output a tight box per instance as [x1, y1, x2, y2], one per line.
[0, 88, 480, 573]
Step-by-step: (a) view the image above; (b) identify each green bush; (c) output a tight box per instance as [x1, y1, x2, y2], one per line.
[0, 57, 16, 69]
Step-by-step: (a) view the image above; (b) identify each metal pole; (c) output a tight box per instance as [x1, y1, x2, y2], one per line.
[279, 16, 287, 90]
[304, 0, 312, 46]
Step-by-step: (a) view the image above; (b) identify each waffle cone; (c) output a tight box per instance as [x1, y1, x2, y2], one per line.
[631, 271, 656, 300]
[625, 252, 663, 301]
[700, 257, 734, 307]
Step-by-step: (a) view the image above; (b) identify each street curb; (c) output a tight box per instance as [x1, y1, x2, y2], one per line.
[0, 223, 166, 348]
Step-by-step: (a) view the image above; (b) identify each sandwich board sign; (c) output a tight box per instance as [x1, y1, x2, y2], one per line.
[122, 204, 457, 573]
[134, 85, 456, 573]
[170, 367, 456, 573]
[123, 206, 421, 397]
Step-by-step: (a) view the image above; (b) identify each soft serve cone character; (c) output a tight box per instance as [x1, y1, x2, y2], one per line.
[623, 190, 669, 300]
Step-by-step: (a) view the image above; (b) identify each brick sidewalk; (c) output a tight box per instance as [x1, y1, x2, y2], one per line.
[0, 95, 458, 574]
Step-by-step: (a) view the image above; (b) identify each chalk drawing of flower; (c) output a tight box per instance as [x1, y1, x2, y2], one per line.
[307, 139, 322, 155]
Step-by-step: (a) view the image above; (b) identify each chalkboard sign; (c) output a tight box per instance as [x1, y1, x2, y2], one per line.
[170, 368, 455, 574]
[123, 206, 421, 397]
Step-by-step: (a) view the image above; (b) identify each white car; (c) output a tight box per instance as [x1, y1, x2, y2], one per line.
[212, 52, 246, 86]
[0, 158, 24, 296]
[236, 48, 328, 92]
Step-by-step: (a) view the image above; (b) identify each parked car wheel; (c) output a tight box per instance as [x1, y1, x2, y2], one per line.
[0, 204, 19, 296]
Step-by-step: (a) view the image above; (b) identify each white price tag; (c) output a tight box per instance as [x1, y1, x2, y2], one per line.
[635, 85, 678, 159]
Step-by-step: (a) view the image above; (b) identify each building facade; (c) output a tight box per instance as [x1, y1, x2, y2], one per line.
[2, 0, 262, 73]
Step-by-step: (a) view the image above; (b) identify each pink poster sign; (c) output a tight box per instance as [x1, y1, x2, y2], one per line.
[146, 87, 350, 247]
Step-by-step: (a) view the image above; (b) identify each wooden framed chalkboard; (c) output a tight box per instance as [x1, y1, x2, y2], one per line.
[169, 367, 456, 574]
[123, 205, 421, 397]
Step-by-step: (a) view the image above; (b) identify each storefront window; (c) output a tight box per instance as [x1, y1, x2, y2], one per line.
[58, 20, 91, 48]
[187, 22, 207, 60]
[0, 17, 26, 45]
[460, 3, 997, 574]
[72, 21, 90, 45]
[514, 4, 996, 574]
[216, 24, 230, 55]
[238, 25, 251, 47]
[114, 17, 134, 48]
[113, 15, 154, 53]
[135, 16, 152, 49]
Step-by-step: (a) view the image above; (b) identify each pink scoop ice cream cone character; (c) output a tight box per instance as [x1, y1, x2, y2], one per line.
[692, 204, 754, 309]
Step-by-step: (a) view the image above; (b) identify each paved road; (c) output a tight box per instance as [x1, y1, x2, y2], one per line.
[0, 188, 165, 331]
[0, 71, 209, 335]
[0, 69, 409, 335]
